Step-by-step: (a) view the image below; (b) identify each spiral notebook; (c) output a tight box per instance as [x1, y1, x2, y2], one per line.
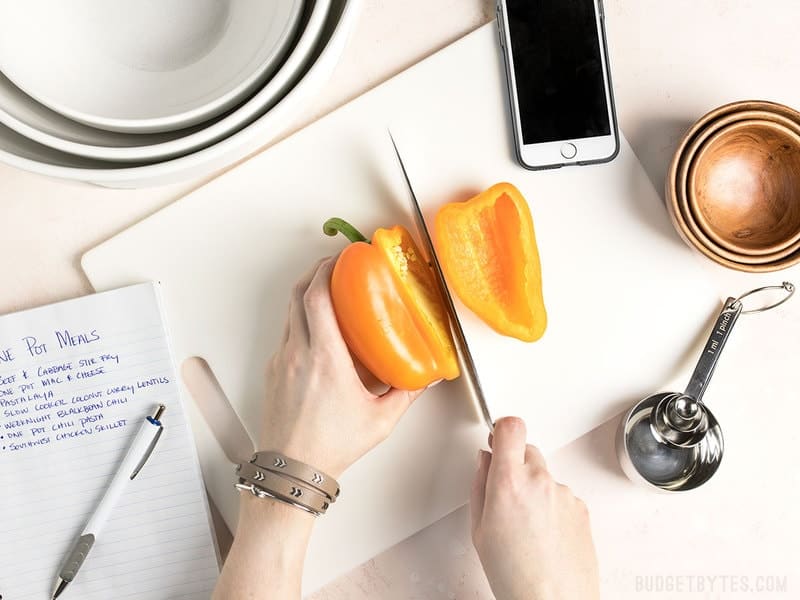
[0, 283, 219, 599]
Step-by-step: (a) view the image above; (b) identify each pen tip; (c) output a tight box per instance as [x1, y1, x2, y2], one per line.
[52, 578, 68, 599]
[153, 404, 166, 421]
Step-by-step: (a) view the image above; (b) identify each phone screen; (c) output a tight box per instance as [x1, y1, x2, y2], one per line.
[506, 0, 611, 145]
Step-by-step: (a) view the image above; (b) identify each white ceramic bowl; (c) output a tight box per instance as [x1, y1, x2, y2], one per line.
[0, 71, 204, 158]
[0, 0, 360, 187]
[0, 0, 304, 133]
[0, 0, 332, 163]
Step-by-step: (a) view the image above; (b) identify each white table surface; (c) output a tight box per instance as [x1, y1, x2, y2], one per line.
[2, 1, 799, 598]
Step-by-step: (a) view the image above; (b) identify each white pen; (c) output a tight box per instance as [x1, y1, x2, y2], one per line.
[52, 404, 166, 599]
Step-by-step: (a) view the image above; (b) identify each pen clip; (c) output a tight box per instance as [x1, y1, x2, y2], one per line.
[130, 405, 166, 480]
[130, 426, 163, 480]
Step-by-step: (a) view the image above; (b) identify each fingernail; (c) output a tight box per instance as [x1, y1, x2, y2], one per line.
[496, 416, 524, 430]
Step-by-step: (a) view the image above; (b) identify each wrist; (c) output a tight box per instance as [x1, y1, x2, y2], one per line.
[239, 488, 317, 531]
[215, 491, 315, 600]
[234, 492, 316, 563]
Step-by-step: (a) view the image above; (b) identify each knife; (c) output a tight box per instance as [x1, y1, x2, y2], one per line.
[388, 132, 494, 431]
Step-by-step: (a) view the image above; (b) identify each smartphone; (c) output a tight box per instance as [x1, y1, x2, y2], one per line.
[497, 0, 619, 170]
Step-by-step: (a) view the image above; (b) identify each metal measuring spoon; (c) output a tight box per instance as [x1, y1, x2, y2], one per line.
[617, 282, 794, 492]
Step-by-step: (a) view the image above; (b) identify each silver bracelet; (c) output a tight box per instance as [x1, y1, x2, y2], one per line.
[235, 482, 322, 517]
[251, 451, 340, 501]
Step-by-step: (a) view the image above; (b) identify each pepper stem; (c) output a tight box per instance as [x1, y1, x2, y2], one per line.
[323, 218, 369, 243]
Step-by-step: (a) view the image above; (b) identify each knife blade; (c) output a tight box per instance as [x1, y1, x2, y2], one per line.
[387, 131, 494, 431]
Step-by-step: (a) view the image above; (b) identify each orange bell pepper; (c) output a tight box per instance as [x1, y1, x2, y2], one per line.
[434, 183, 547, 342]
[323, 218, 459, 390]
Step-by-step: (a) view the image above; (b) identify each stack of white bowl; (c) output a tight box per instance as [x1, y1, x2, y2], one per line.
[0, 0, 359, 187]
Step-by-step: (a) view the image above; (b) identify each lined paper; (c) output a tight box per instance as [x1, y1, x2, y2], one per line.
[0, 283, 219, 599]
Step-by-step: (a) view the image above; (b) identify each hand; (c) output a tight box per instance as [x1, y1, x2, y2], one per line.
[260, 257, 424, 478]
[470, 417, 600, 600]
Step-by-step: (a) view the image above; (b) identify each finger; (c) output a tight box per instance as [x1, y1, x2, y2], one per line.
[287, 294, 308, 347]
[352, 353, 387, 395]
[287, 258, 326, 344]
[556, 482, 573, 497]
[470, 450, 491, 533]
[303, 257, 349, 351]
[278, 318, 290, 347]
[488, 417, 527, 468]
[524, 443, 547, 472]
[373, 386, 424, 434]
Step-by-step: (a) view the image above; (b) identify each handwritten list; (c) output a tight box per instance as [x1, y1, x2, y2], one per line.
[0, 283, 218, 599]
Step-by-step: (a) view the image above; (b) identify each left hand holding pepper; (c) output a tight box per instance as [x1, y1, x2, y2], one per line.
[260, 257, 425, 478]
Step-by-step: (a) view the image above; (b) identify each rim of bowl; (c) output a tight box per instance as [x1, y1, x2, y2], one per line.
[0, 0, 360, 185]
[0, 0, 305, 134]
[0, 0, 327, 162]
[665, 100, 800, 272]
[666, 180, 800, 272]
[683, 116, 800, 262]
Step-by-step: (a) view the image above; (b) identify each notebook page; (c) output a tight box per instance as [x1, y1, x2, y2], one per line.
[0, 283, 219, 599]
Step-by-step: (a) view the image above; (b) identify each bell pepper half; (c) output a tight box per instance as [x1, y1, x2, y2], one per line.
[323, 218, 460, 391]
[434, 182, 547, 342]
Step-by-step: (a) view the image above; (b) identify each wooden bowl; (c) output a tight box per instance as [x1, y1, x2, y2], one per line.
[688, 119, 800, 256]
[674, 114, 800, 265]
[665, 100, 800, 272]
[677, 110, 800, 263]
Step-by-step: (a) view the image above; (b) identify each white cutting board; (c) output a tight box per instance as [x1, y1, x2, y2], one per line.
[82, 23, 719, 593]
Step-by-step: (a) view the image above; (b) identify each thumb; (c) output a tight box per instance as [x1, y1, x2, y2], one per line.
[374, 386, 424, 430]
[470, 450, 491, 535]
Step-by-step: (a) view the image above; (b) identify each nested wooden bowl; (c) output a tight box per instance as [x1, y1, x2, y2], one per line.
[678, 110, 800, 263]
[666, 100, 800, 272]
[689, 119, 800, 256]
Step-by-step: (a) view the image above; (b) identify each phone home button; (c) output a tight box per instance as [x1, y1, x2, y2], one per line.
[560, 142, 578, 159]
